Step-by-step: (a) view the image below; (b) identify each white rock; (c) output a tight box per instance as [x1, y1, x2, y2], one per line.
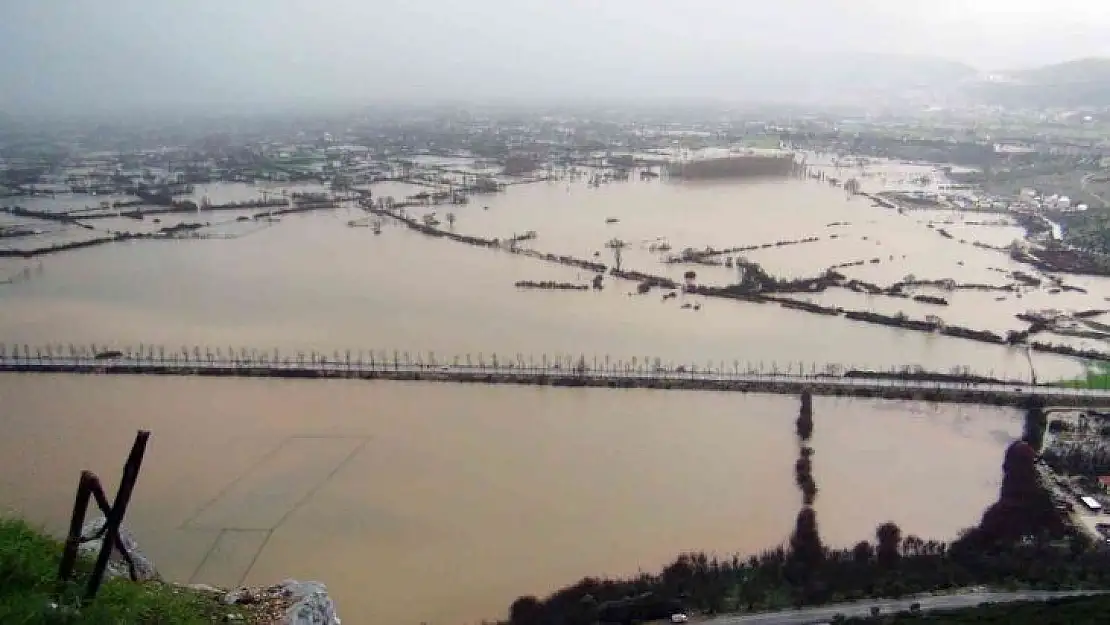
[281, 579, 341, 625]
[223, 588, 250, 605]
[77, 516, 160, 581]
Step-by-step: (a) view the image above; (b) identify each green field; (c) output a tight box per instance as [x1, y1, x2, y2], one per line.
[1057, 361, 1110, 390]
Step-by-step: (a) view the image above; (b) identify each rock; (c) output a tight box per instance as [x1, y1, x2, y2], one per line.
[77, 516, 160, 581]
[223, 588, 257, 605]
[281, 579, 341, 625]
[222, 580, 340, 624]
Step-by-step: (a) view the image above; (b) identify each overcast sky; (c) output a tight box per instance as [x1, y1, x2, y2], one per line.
[3, 0, 1110, 114]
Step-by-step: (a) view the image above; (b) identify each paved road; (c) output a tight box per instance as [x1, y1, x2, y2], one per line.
[4, 356, 1110, 404]
[703, 590, 1106, 624]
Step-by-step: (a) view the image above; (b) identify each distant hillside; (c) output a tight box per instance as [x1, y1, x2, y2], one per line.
[1010, 58, 1110, 84]
[711, 52, 979, 107]
[970, 58, 1110, 107]
[855, 53, 979, 87]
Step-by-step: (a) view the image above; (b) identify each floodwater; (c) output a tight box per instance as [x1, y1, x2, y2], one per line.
[0, 164, 1100, 378]
[1, 159, 1107, 622]
[0, 374, 1020, 624]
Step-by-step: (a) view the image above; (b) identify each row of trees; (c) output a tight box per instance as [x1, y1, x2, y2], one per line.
[0, 343, 1034, 381]
[788, 391, 823, 590]
[966, 399, 1064, 548]
[506, 396, 1095, 625]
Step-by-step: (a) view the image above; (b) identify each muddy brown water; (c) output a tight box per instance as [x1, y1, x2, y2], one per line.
[0, 374, 1019, 624]
[0, 170, 1100, 378]
[0, 164, 1101, 623]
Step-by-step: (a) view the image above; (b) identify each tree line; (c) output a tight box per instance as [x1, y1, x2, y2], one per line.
[505, 396, 1109, 625]
[788, 390, 822, 593]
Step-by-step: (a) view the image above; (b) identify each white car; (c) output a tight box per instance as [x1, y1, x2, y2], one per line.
[670, 614, 688, 624]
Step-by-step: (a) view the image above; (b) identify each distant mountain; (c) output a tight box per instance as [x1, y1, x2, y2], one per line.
[1008, 58, 1110, 84]
[838, 53, 978, 89]
[969, 58, 1110, 108]
[703, 52, 980, 108]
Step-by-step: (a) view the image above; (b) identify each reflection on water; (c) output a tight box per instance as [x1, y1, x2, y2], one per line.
[0, 374, 1019, 624]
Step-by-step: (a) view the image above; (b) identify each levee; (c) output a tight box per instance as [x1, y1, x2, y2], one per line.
[2, 356, 1108, 408]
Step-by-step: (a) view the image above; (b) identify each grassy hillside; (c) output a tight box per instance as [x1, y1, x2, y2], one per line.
[972, 58, 1110, 107]
[1011, 58, 1110, 85]
[0, 517, 249, 624]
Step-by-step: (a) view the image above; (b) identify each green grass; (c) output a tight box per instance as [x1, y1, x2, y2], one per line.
[0, 517, 243, 624]
[841, 593, 1110, 623]
[1056, 361, 1110, 390]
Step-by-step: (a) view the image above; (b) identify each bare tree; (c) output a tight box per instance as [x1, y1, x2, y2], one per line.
[605, 238, 627, 271]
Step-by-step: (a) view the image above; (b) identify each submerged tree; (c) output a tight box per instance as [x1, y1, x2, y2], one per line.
[1022, 396, 1048, 452]
[605, 238, 627, 272]
[789, 507, 825, 569]
[795, 447, 818, 506]
[975, 440, 1060, 545]
[788, 389, 824, 597]
[797, 390, 814, 441]
[794, 392, 818, 506]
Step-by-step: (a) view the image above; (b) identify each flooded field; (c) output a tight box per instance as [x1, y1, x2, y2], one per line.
[3, 156, 1107, 623]
[1, 160, 1101, 378]
[0, 374, 1021, 624]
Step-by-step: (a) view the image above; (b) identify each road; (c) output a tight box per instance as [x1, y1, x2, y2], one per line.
[703, 590, 1106, 624]
[3, 355, 1110, 405]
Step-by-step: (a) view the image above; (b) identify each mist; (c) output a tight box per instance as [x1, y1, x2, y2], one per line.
[3, 0, 1110, 115]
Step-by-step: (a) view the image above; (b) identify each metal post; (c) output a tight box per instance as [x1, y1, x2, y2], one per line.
[85, 430, 150, 600]
[57, 471, 95, 585]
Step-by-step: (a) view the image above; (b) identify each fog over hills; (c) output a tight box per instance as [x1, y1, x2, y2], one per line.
[968, 58, 1110, 108]
[3, 0, 1110, 116]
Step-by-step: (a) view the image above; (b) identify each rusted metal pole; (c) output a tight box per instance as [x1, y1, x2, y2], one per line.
[57, 471, 94, 584]
[85, 430, 150, 600]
